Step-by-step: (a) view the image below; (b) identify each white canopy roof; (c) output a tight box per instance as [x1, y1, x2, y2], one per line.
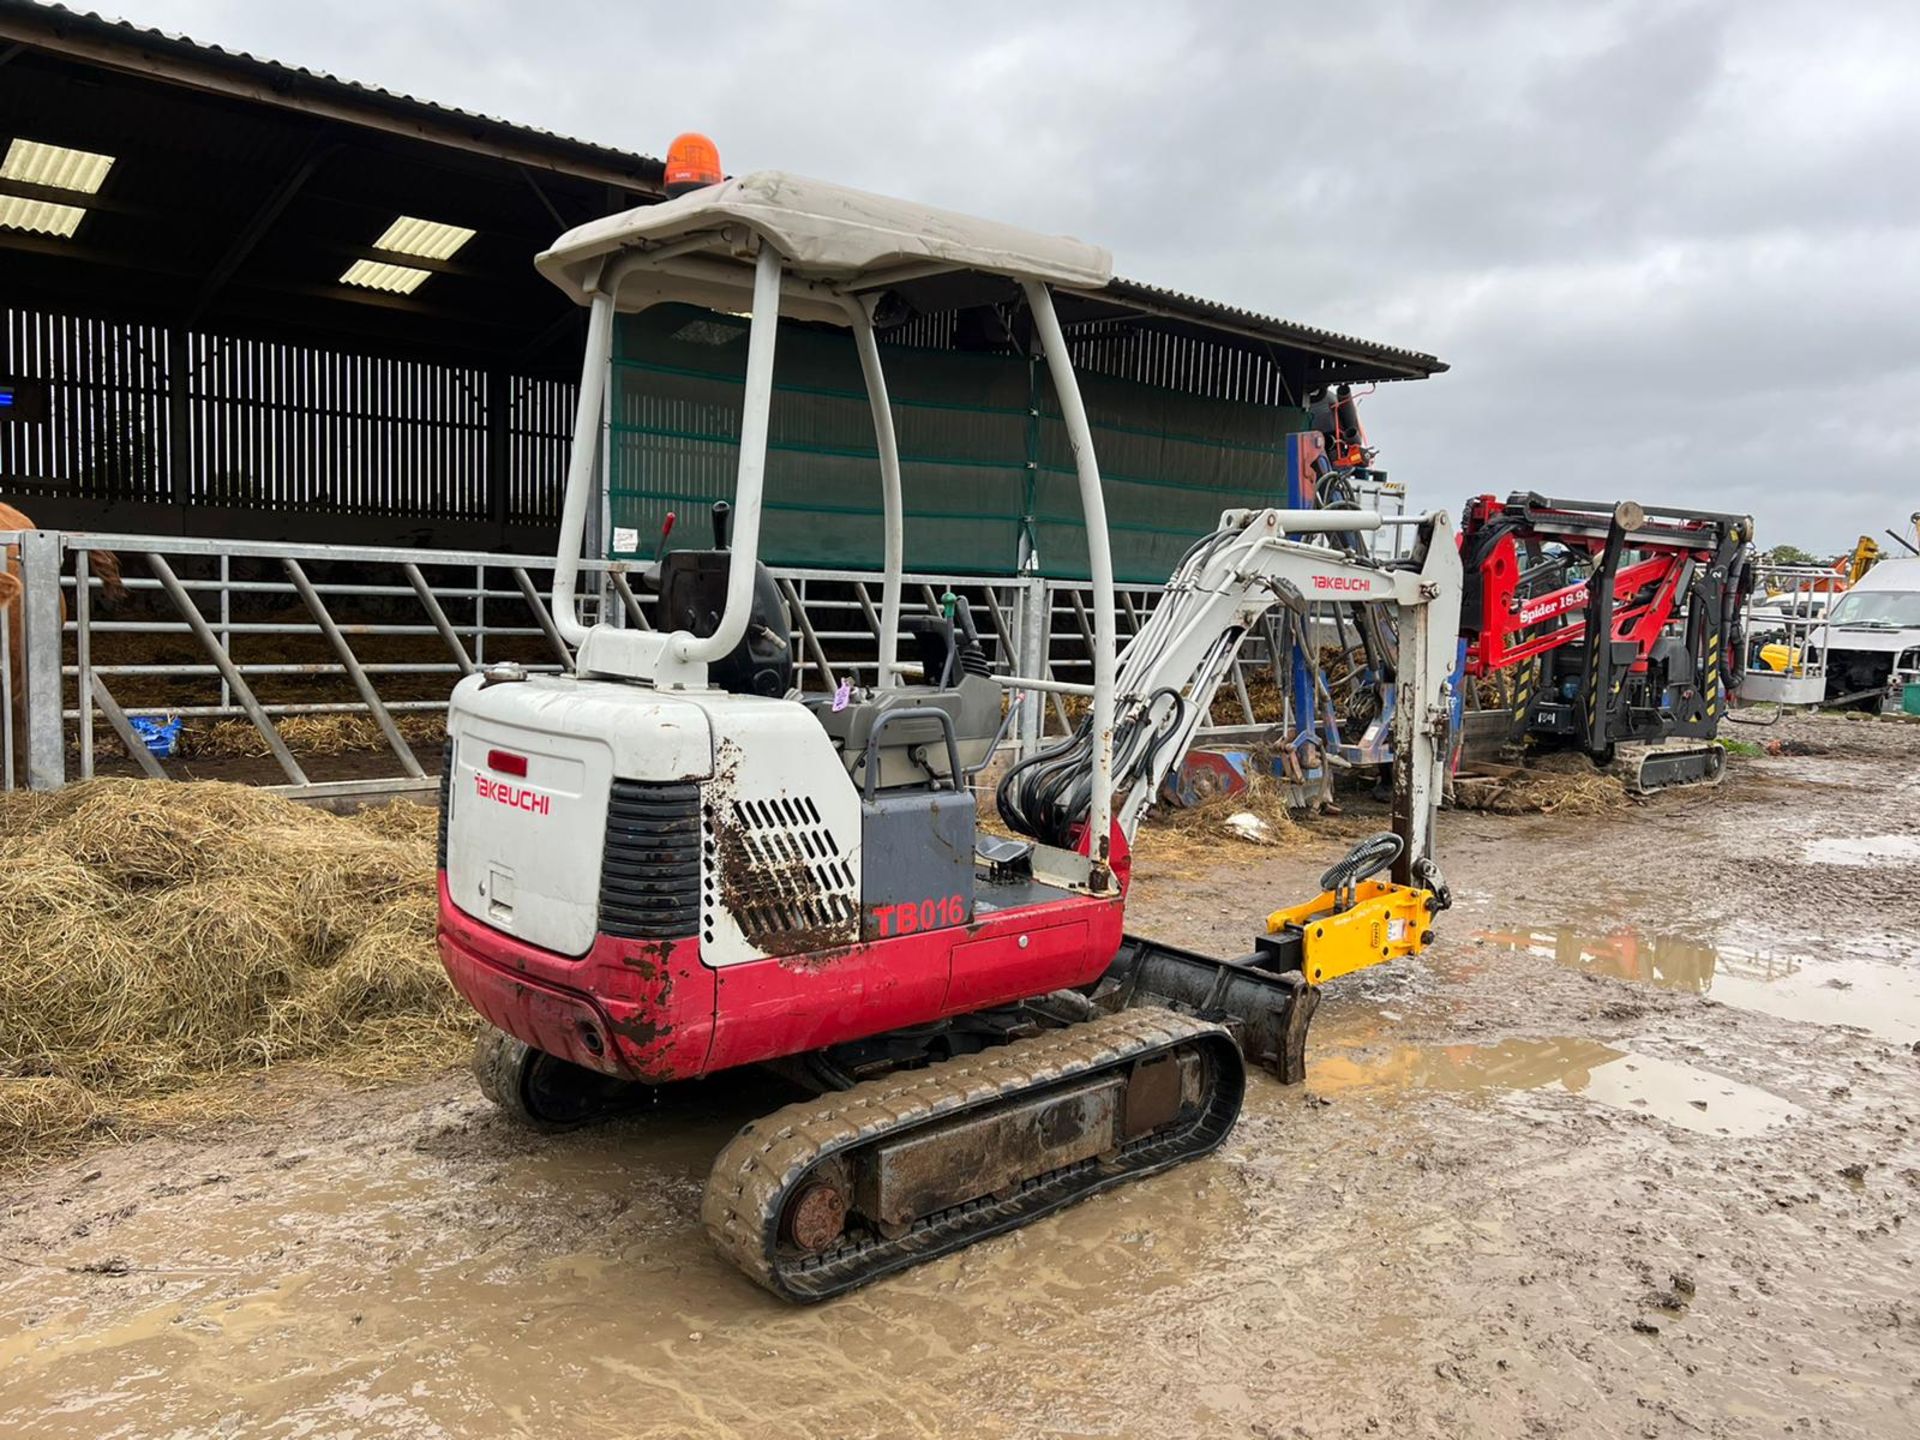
[535, 170, 1113, 320]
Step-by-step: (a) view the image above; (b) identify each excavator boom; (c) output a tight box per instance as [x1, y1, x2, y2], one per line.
[997, 504, 1461, 885]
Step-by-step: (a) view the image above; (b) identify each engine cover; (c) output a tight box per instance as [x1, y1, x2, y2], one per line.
[695, 695, 863, 964]
[444, 675, 862, 967]
[445, 673, 710, 956]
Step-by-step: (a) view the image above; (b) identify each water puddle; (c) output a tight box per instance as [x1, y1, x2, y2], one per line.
[1310, 1037, 1799, 1136]
[0, 1105, 1260, 1440]
[1483, 924, 1920, 1045]
[1573, 1050, 1802, 1134]
[1803, 833, 1920, 866]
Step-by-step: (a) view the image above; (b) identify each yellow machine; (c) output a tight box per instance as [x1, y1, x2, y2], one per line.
[1845, 536, 1881, 586]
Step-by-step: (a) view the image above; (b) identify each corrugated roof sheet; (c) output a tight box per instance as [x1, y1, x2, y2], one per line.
[0, 136, 115, 193]
[373, 216, 476, 261]
[0, 193, 87, 236]
[1100, 277, 1447, 378]
[3, 2, 1445, 378]
[0, 2, 667, 182]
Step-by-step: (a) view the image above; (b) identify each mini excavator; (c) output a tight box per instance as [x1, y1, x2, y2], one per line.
[436, 159, 1462, 1301]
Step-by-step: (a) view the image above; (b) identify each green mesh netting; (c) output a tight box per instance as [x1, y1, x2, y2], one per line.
[609, 304, 1308, 583]
[1033, 371, 1311, 581]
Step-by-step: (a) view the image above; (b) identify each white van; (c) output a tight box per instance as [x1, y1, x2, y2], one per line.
[1810, 556, 1920, 709]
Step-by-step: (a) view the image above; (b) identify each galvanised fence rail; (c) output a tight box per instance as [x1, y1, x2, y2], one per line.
[4, 528, 1314, 799]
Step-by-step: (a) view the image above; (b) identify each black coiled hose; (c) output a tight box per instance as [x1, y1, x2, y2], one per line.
[996, 687, 1187, 848]
[1319, 831, 1403, 894]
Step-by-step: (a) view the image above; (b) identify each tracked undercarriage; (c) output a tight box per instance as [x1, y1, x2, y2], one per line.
[704, 1009, 1240, 1301]
[1607, 739, 1727, 794]
[466, 843, 1431, 1300]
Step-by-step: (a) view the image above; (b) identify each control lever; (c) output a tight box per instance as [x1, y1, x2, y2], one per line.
[712, 500, 732, 551]
[952, 594, 982, 646]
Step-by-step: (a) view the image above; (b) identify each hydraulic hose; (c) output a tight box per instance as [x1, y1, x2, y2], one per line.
[996, 686, 1187, 848]
[1319, 831, 1403, 894]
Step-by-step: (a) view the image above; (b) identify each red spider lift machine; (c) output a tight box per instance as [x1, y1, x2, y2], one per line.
[1459, 492, 1756, 791]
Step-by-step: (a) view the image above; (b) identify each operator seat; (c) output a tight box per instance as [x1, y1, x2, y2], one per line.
[809, 675, 1001, 790]
[806, 605, 1001, 791]
[656, 502, 794, 697]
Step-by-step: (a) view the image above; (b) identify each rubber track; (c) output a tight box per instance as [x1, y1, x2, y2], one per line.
[701, 1007, 1243, 1302]
[1611, 741, 1727, 795]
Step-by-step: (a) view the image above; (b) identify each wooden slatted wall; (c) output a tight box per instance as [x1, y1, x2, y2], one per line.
[0, 306, 577, 524]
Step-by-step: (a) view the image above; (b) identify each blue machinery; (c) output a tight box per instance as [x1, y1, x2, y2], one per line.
[1169, 425, 1463, 810]
[1275, 432, 1404, 805]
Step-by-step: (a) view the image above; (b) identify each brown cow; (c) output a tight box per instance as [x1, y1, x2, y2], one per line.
[2, 501, 127, 784]
[2, 535, 27, 785]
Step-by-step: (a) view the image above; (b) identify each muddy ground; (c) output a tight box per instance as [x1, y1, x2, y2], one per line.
[4, 713, 1917, 1438]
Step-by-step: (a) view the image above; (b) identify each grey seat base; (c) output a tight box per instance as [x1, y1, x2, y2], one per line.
[806, 674, 1001, 790]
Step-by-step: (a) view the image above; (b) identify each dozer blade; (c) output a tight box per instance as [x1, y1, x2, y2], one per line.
[1093, 933, 1321, 1083]
[702, 1008, 1242, 1303]
[1612, 740, 1726, 794]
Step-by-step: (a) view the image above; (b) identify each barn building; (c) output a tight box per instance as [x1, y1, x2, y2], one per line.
[1, 2, 1449, 797]
[0, 1, 1444, 583]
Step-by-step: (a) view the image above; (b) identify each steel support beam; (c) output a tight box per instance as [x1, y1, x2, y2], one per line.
[511, 567, 577, 671]
[90, 673, 170, 781]
[20, 530, 65, 790]
[284, 558, 425, 778]
[1015, 578, 1048, 756]
[146, 553, 308, 786]
[779, 577, 839, 691]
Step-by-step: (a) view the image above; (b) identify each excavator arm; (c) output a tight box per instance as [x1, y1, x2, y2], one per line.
[998, 504, 1462, 886]
[997, 504, 1464, 1024]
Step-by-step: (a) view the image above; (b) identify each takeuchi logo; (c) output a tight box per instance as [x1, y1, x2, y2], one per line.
[474, 773, 551, 816]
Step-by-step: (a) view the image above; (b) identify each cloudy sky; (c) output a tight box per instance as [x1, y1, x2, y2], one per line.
[100, 0, 1920, 554]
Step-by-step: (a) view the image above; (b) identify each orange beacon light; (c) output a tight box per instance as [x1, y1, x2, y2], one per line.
[664, 133, 723, 198]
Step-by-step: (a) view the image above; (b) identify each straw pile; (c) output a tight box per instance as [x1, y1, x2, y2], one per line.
[1138, 763, 1303, 863]
[1452, 751, 1626, 816]
[0, 779, 466, 1161]
[175, 712, 448, 759]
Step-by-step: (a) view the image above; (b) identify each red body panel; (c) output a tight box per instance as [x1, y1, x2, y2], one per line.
[945, 919, 1091, 1013]
[1460, 495, 1713, 680]
[438, 874, 716, 1080]
[438, 871, 1128, 1084]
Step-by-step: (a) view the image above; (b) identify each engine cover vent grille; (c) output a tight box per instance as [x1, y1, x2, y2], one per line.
[707, 794, 858, 956]
[598, 780, 702, 940]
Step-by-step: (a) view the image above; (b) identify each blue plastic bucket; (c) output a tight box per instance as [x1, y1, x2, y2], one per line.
[129, 714, 183, 758]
